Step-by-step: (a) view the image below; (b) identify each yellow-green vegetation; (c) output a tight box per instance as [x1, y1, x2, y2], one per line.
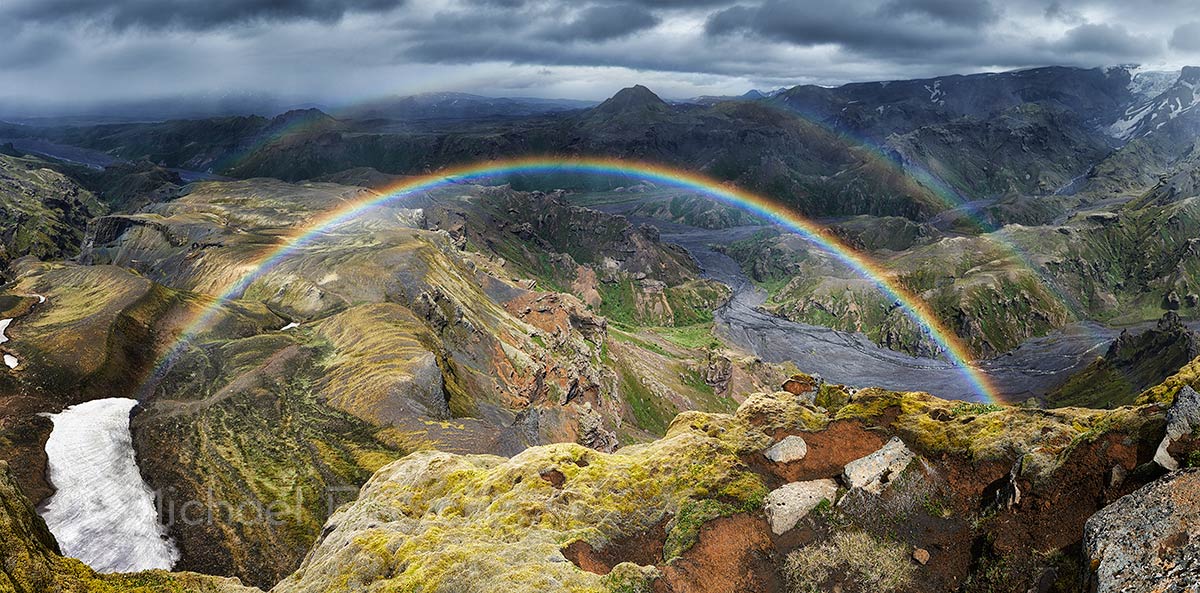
[271, 390, 830, 593]
[600, 563, 659, 593]
[1137, 355, 1200, 405]
[782, 531, 915, 593]
[0, 153, 106, 271]
[615, 356, 678, 435]
[832, 389, 1164, 480]
[1, 261, 280, 401]
[723, 199, 1200, 358]
[4, 374, 1180, 593]
[647, 323, 721, 350]
[1048, 314, 1199, 409]
[136, 332, 405, 588]
[662, 498, 748, 562]
[311, 304, 451, 423]
[813, 382, 852, 413]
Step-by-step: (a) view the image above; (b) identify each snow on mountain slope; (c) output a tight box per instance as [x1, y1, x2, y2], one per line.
[1107, 67, 1200, 141]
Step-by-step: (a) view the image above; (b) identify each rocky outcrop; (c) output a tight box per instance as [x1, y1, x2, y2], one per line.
[763, 435, 808, 463]
[1084, 469, 1200, 592]
[1154, 386, 1200, 471]
[1051, 312, 1200, 408]
[0, 378, 1185, 593]
[259, 383, 1171, 593]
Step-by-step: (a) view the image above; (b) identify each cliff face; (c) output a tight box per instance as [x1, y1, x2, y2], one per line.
[269, 378, 1188, 593]
[3, 373, 1199, 593]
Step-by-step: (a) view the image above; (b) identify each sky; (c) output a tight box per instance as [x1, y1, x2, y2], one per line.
[1, 0, 1199, 113]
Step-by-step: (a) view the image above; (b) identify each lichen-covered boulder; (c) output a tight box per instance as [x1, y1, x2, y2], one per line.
[1154, 386, 1200, 470]
[763, 435, 808, 464]
[763, 479, 838, 535]
[1084, 469, 1200, 592]
[272, 416, 771, 593]
[842, 437, 916, 494]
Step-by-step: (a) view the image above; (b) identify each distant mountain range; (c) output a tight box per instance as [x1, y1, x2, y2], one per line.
[3, 64, 1198, 220]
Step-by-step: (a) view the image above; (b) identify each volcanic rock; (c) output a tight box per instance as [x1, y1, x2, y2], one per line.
[763, 479, 838, 535]
[1084, 469, 1200, 592]
[843, 437, 916, 494]
[763, 435, 809, 464]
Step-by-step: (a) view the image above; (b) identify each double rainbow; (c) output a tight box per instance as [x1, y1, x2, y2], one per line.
[150, 156, 1001, 403]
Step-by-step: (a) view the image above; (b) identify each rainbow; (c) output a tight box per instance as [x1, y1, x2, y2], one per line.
[147, 156, 1002, 403]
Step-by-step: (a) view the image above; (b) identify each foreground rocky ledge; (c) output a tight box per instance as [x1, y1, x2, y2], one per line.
[4, 377, 1199, 593]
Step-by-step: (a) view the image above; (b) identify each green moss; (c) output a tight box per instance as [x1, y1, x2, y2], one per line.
[1137, 355, 1200, 405]
[616, 358, 678, 435]
[950, 402, 1005, 417]
[597, 279, 640, 326]
[662, 499, 737, 561]
[602, 563, 658, 593]
[647, 323, 720, 350]
[815, 383, 851, 413]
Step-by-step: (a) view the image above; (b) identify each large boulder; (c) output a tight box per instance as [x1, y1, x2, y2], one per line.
[763, 479, 839, 535]
[1154, 385, 1200, 470]
[1084, 469, 1200, 592]
[842, 437, 916, 494]
[764, 435, 809, 464]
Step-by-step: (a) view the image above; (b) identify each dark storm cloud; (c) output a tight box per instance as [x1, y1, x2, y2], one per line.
[1170, 22, 1200, 52]
[880, 0, 999, 27]
[4, 0, 407, 31]
[1054, 23, 1161, 58]
[545, 4, 661, 41]
[1, 0, 1198, 110]
[1044, 1, 1084, 24]
[704, 0, 983, 54]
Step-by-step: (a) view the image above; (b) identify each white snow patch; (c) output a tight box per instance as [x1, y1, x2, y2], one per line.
[1106, 101, 1155, 140]
[39, 398, 180, 573]
[281, 322, 300, 331]
[923, 80, 945, 106]
[3, 355, 17, 369]
[0, 319, 11, 344]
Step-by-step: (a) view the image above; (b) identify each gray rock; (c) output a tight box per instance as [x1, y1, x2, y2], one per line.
[1154, 386, 1200, 471]
[763, 479, 838, 535]
[1084, 469, 1200, 592]
[764, 435, 809, 464]
[577, 403, 618, 453]
[843, 437, 916, 494]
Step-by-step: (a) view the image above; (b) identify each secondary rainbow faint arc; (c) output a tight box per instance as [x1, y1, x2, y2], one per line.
[154, 156, 1001, 403]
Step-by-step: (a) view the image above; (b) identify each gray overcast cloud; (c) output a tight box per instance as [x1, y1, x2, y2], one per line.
[1, 0, 1198, 112]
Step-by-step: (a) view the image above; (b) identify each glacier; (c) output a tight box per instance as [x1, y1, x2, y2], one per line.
[38, 398, 180, 573]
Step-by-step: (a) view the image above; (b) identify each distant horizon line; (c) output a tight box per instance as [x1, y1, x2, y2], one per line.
[1, 62, 1194, 121]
